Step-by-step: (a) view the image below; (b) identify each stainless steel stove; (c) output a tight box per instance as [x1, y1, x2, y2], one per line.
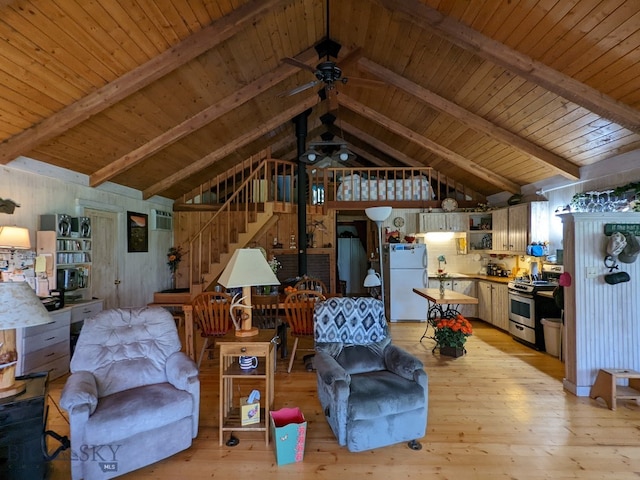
[507, 266, 562, 350]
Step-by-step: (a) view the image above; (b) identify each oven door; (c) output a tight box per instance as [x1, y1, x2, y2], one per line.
[508, 291, 535, 328]
[508, 291, 538, 345]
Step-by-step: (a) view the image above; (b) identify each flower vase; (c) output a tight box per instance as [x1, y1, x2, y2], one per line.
[440, 346, 465, 357]
[439, 281, 445, 297]
[170, 271, 176, 290]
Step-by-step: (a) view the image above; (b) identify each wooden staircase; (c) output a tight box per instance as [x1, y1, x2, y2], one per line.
[182, 156, 298, 295]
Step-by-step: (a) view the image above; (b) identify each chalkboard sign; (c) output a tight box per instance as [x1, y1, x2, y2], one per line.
[604, 223, 640, 236]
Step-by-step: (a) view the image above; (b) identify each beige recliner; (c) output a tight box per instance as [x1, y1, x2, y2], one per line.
[60, 307, 199, 479]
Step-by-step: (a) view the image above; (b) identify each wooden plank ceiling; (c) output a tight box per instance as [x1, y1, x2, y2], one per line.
[0, 0, 638, 200]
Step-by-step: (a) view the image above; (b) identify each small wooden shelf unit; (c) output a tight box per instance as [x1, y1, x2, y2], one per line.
[218, 331, 274, 445]
[589, 368, 640, 410]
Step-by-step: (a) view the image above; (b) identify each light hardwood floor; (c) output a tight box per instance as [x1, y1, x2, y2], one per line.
[45, 320, 640, 479]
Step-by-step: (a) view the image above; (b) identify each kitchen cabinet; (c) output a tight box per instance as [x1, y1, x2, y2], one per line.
[418, 212, 468, 232]
[492, 208, 509, 251]
[428, 278, 477, 318]
[468, 213, 493, 251]
[477, 281, 509, 331]
[490, 202, 549, 253]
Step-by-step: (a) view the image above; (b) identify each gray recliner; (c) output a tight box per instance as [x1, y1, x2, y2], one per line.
[314, 297, 428, 452]
[60, 307, 199, 479]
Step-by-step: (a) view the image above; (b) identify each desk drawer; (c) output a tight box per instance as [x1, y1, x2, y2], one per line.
[23, 325, 69, 354]
[71, 301, 103, 323]
[40, 355, 70, 381]
[22, 340, 69, 373]
[219, 343, 270, 357]
[23, 308, 71, 338]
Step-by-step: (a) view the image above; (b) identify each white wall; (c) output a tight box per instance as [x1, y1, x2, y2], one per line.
[561, 212, 640, 396]
[1, 158, 174, 307]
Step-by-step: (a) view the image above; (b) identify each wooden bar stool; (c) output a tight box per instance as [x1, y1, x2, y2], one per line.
[589, 369, 640, 410]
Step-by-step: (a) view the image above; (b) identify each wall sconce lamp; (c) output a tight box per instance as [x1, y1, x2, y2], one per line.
[218, 249, 281, 337]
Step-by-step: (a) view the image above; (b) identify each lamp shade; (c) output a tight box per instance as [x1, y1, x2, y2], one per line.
[218, 249, 281, 288]
[363, 269, 381, 287]
[365, 206, 392, 223]
[0, 226, 31, 250]
[0, 282, 52, 330]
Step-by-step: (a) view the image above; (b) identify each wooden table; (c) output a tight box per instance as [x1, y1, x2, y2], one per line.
[412, 288, 479, 343]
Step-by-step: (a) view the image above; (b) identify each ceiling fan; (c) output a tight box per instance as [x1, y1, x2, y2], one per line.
[279, 0, 384, 109]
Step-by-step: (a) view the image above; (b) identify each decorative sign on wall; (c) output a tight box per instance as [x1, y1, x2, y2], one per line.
[604, 224, 640, 236]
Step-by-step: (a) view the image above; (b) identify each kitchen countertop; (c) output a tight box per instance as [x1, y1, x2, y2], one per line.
[428, 273, 514, 284]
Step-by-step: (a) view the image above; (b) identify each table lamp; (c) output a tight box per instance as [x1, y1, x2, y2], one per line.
[218, 248, 280, 337]
[0, 282, 53, 398]
[0, 226, 31, 263]
[363, 268, 382, 299]
[365, 206, 392, 308]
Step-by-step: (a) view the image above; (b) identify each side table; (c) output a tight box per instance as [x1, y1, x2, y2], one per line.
[412, 287, 479, 344]
[218, 331, 275, 445]
[0, 372, 49, 480]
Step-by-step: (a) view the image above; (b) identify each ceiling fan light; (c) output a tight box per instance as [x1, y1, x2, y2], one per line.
[335, 145, 354, 162]
[301, 146, 318, 163]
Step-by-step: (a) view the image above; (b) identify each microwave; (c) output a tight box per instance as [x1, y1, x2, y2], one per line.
[57, 268, 79, 291]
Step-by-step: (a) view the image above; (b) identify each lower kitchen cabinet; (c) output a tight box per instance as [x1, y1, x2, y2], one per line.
[428, 278, 478, 318]
[477, 281, 509, 331]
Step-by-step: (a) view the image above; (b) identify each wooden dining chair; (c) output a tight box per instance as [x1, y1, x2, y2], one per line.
[252, 294, 287, 367]
[191, 291, 233, 368]
[294, 275, 328, 295]
[283, 289, 326, 373]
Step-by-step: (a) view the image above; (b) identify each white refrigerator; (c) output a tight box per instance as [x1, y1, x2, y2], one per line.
[383, 243, 428, 322]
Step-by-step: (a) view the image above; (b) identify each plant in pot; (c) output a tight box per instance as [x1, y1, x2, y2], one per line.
[434, 314, 473, 357]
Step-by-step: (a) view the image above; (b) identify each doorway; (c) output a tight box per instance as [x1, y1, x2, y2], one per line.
[85, 208, 120, 309]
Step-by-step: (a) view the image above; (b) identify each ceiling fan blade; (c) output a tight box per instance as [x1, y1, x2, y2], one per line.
[277, 80, 321, 97]
[281, 57, 317, 74]
[343, 76, 387, 89]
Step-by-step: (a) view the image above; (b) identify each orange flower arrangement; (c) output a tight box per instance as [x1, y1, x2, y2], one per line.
[434, 314, 473, 349]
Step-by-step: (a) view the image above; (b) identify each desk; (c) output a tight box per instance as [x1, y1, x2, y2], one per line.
[412, 288, 478, 343]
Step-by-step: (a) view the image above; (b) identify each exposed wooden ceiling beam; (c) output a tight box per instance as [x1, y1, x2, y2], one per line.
[337, 121, 423, 168]
[358, 57, 580, 180]
[143, 96, 319, 199]
[339, 95, 521, 193]
[90, 48, 319, 187]
[376, 0, 640, 134]
[0, 0, 290, 165]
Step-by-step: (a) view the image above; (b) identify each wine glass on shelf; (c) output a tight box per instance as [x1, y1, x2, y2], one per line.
[602, 189, 615, 212]
[586, 191, 598, 212]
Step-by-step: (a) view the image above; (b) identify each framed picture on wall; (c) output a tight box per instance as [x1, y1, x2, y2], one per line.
[127, 211, 148, 253]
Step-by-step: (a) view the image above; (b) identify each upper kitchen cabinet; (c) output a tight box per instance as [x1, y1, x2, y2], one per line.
[418, 212, 468, 232]
[491, 202, 549, 254]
